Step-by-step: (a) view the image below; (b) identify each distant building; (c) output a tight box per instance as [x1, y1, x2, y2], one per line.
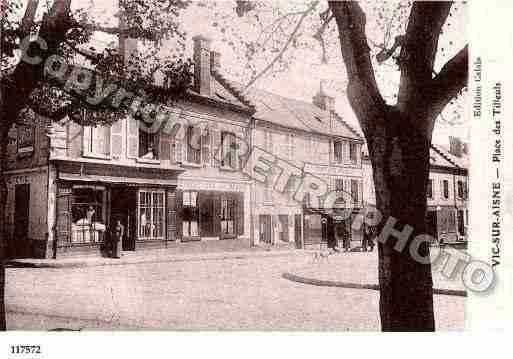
[243, 83, 365, 249]
[362, 136, 469, 244]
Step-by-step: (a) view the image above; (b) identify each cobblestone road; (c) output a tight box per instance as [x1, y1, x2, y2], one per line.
[5, 253, 464, 330]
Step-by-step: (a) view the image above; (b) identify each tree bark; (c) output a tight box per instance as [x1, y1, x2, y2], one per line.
[328, 1, 467, 331]
[366, 108, 435, 331]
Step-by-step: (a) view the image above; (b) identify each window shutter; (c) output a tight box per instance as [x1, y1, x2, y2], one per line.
[329, 177, 335, 192]
[236, 131, 245, 169]
[344, 179, 351, 204]
[212, 129, 221, 167]
[440, 180, 443, 199]
[56, 191, 72, 245]
[82, 126, 91, 154]
[111, 120, 123, 158]
[359, 179, 363, 206]
[127, 116, 139, 158]
[167, 190, 177, 241]
[160, 129, 172, 161]
[175, 189, 183, 240]
[212, 191, 221, 235]
[201, 129, 211, 165]
[236, 192, 244, 236]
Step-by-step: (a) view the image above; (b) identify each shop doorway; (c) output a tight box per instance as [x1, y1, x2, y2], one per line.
[14, 184, 31, 258]
[111, 186, 137, 251]
[259, 214, 272, 244]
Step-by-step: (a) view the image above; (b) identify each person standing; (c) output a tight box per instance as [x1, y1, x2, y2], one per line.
[111, 219, 124, 259]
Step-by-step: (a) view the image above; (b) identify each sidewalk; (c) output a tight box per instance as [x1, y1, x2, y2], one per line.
[283, 250, 467, 297]
[5, 239, 303, 269]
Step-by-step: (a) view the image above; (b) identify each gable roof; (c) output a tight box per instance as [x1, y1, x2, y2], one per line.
[431, 143, 469, 170]
[240, 85, 362, 140]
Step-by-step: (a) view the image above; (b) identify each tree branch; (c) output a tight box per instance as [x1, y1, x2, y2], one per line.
[19, 0, 40, 38]
[426, 45, 468, 120]
[329, 1, 385, 136]
[244, 1, 319, 89]
[397, 1, 452, 112]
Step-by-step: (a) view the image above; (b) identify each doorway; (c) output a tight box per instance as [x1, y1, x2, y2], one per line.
[14, 184, 30, 258]
[259, 215, 272, 244]
[110, 186, 137, 251]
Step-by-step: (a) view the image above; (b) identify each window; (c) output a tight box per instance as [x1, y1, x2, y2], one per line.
[139, 129, 158, 160]
[70, 186, 106, 244]
[220, 195, 236, 236]
[335, 178, 344, 192]
[138, 190, 165, 240]
[457, 180, 464, 198]
[350, 179, 359, 203]
[182, 191, 199, 237]
[349, 143, 358, 164]
[427, 179, 433, 199]
[83, 125, 110, 156]
[443, 180, 449, 199]
[186, 126, 201, 164]
[333, 140, 343, 163]
[221, 131, 237, 169]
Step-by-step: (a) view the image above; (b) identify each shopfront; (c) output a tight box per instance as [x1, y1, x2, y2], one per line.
[302, 208, 362, 249]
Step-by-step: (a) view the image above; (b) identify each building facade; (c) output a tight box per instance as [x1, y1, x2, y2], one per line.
[244, 84, 365, 249]
[4, 36, 255, 258]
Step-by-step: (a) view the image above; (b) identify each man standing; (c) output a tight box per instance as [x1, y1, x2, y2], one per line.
[111, 219, 124, 259]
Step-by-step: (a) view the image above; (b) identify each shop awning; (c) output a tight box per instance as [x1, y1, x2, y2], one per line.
[59, 172, 177, 187]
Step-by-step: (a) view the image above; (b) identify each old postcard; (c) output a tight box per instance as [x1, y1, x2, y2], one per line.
[0, 0, 512, 357]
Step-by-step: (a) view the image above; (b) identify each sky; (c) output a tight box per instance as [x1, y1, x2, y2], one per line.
[17, 0, 470, 147]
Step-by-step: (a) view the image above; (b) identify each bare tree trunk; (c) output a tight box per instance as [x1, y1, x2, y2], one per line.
[367, 111, 435, 331]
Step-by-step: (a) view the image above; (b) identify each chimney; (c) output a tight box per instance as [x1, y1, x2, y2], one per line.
[449, 136, 463, 157]
[210, 51, 221, 73]
[118, 4, 138, 70]
[462, 143, 469, 155]
[312, 81, 335, 112]
[193, 35, 212, 96]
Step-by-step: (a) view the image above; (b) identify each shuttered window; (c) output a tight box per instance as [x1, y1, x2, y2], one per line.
[83, 125, 110, 156]
[333, 140, 343, 163]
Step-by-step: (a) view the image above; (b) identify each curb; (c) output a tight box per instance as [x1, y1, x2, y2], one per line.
[282, 272, 467, 297]
[4, 250, 304, 269]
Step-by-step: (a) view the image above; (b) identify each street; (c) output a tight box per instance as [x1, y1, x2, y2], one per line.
[5, 253, 464, 330]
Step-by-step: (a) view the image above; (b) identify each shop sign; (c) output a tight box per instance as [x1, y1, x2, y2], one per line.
[17, 125, 35, 154]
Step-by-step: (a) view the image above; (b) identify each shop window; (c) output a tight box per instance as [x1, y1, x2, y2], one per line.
[349, 143, 358, 164]
[138, 190, 165, 240]
[83, 125, 110, 157]
[427, 179, 433, 199]
[220, 195, 235, 236]
[139, 129, 159, 160]
[182, 191, 199, 237]
[221, 131, 237, 169]
[333, 140, 343, 163]
[70, 186, 106, 244]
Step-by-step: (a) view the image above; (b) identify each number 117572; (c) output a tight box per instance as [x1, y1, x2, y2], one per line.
[10, 346, 41, 355]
